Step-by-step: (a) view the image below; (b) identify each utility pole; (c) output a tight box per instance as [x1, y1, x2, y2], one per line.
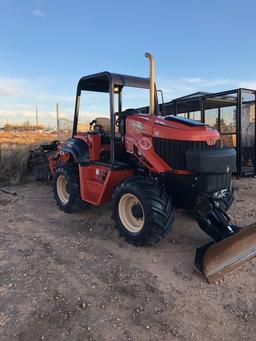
[56, 103, 60, 138]
[36, 106, 39, 132]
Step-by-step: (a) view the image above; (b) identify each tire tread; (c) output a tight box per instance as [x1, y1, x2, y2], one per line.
[112, 176, 175, 245]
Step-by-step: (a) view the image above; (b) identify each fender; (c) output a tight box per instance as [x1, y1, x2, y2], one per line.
[61, 138, 89, 163]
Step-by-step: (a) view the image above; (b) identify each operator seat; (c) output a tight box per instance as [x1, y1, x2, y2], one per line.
[93, 116, 121, 140]
[94, 117, 111, 134]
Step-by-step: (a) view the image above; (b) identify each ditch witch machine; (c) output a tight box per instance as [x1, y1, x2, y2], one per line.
[49, 53, 256, 283]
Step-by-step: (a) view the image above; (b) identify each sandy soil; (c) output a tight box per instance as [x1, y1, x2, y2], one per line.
[0, 178, 256, 341]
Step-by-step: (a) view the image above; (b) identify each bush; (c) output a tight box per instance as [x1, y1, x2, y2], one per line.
[0, 145, 31, 184]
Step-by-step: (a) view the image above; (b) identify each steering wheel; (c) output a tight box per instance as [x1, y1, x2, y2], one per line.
[115, 112, 120, 127]
[89, 119, 96, 131]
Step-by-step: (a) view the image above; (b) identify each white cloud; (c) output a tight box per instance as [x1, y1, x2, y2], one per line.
[239, 81, 256, 90]
[202, 79, 231, 87]
[1, 75, 256, 127]
[0, 108, 37, 125]
[158, 77, 241, 101]
[0, 108, 42, 119]
[36, 94, 74, 103]
[183, 77, 202, 84]
[32, 9, 45, 17]
[0, 107, 57, 127]
[0, 78, 27, 96]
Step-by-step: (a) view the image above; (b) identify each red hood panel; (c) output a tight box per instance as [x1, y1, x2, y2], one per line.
[126, 114, 220, 146]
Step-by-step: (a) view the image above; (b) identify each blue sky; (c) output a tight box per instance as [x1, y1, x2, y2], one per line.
[0, 0, 256, 127]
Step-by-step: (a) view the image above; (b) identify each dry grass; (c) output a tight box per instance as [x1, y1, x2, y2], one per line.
[1, 147, 28, 184]
[0, 145, 32, 184]
[0, 131, 58, 184]
[0, 131, 75, 184]
[0, 131, 57, 146]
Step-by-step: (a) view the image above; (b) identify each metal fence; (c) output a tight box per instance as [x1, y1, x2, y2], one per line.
[161, 88, 256, 177]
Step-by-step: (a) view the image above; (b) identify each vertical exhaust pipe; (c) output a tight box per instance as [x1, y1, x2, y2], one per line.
[145, 52, 155, 116]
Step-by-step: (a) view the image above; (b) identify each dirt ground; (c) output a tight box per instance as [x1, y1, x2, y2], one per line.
[0, 178, 256, 341]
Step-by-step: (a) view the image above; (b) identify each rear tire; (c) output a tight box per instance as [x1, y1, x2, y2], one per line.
[112, 176, 174, 246]
[53, 163, 84, 213]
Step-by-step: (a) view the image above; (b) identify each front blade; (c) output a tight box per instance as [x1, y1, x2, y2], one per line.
[196, 223, 256, 283]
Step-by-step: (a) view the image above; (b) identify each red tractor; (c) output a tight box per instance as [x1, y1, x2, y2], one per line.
[49, 53, 256, 282]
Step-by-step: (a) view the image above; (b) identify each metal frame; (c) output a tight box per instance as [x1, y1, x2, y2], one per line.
[72, 75, 256, 176]
[72, 72, 151, 168]
[109, 84, 115, 166]
[239, 88, 256, 177]
[237, 89, 242, 177]
[163, 88, 256, 177]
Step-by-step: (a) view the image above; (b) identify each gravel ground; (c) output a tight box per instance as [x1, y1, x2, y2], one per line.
[0, 178, 256, 341]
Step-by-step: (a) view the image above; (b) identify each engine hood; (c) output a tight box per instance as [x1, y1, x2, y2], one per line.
[126, 113, 220, 146]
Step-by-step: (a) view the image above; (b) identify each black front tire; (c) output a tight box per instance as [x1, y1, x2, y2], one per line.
[53, 164, 84, 213]
[112, 176, 175, 246]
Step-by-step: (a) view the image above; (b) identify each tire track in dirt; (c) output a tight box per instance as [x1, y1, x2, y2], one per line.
[0, 180, 256, 340]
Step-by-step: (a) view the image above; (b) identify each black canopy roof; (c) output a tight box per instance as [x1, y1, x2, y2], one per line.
[78, 72, 150, 93]
[163, 90, 239, 114]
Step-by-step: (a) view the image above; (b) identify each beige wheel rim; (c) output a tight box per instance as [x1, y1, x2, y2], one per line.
[57, 174, 69, 205]
[118, 193, 145, 233]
